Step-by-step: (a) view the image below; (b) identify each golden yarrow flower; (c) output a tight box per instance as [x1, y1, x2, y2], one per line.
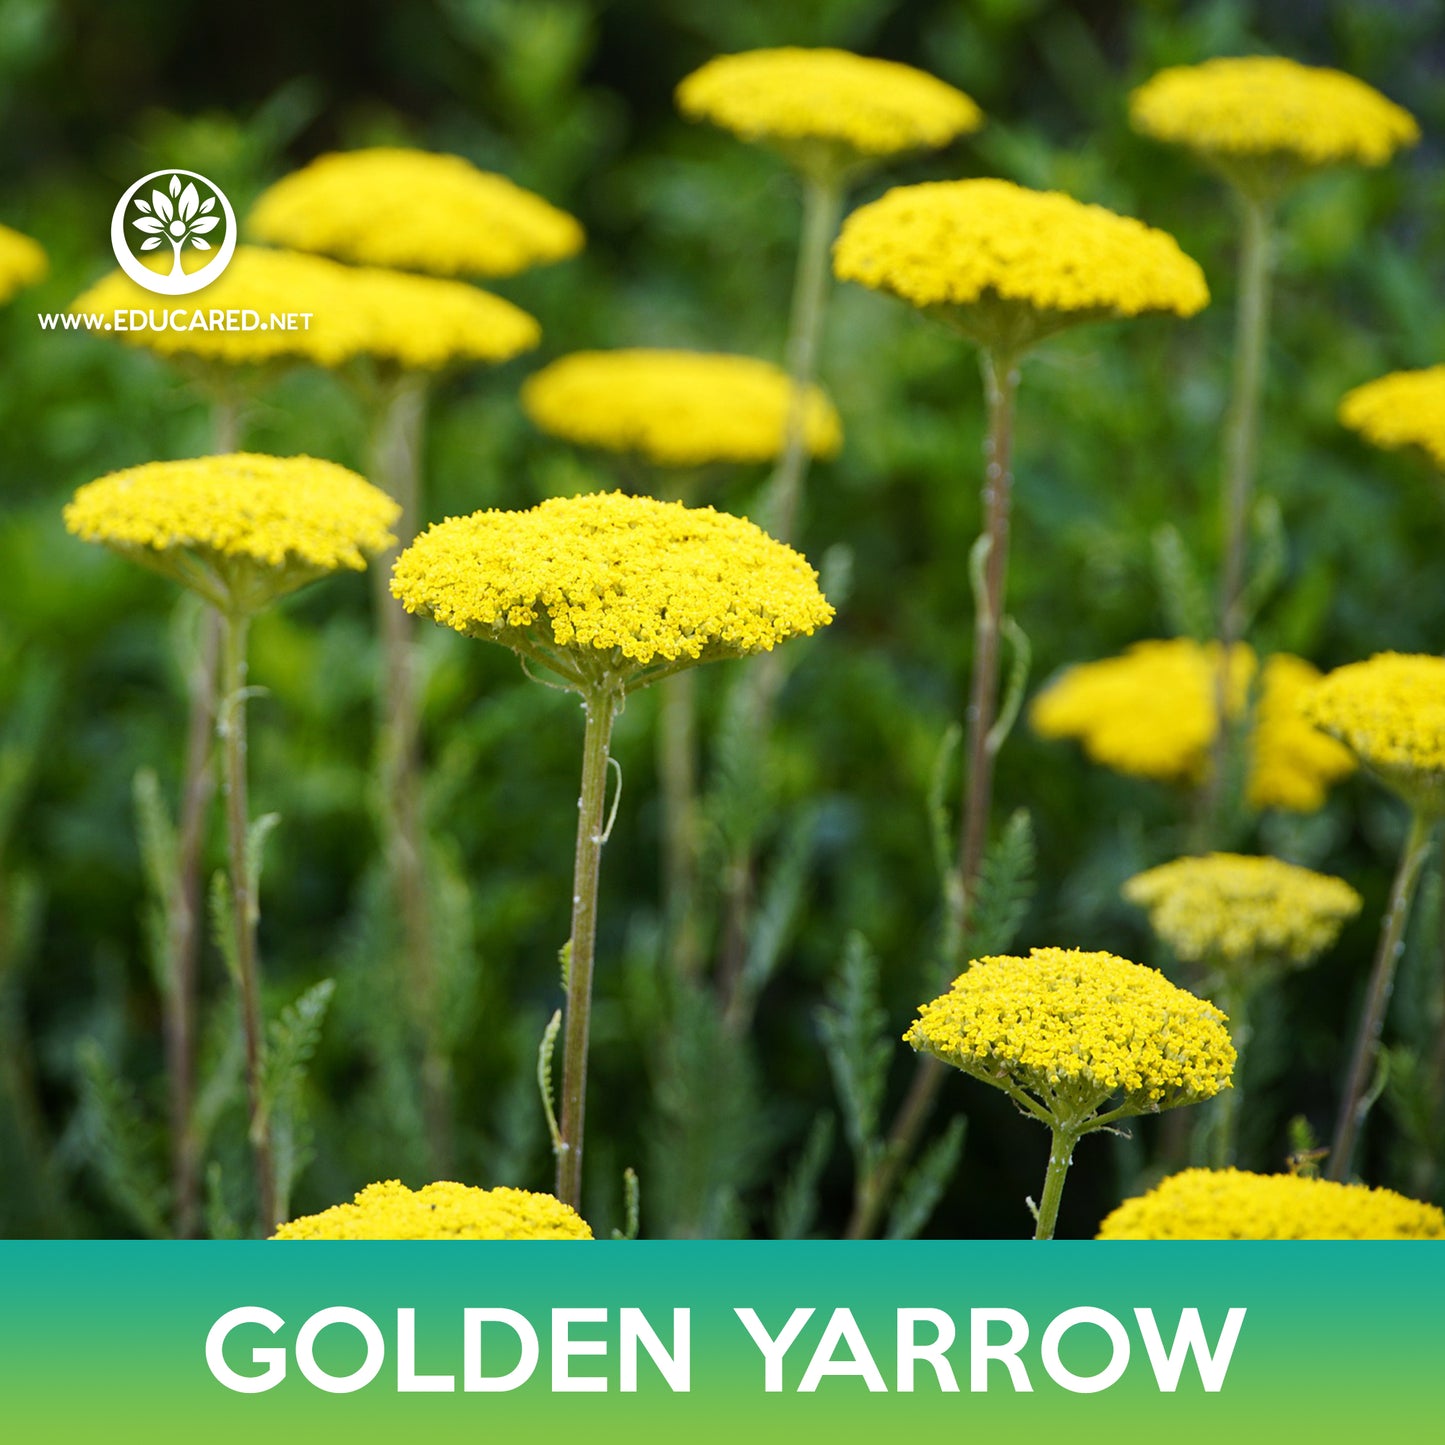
[249, 148, 583, 278]
[521, 349, 842, 467]
[0, 222, 46, 304]
[392, 491, 833, 688]
[64, 453, 399, 611]
[1130, 57, 1418, 178]
[1030, 639, 1355, 812]
[1339, 367, 1445, 470]
[71, 246, 539, 372]
[905, 946, 1235, 1122]
[676, 47, 981, 176]
[1124, 853, 1361, 971]
[833, 178, 1207, 352]
[273, 1180, 593, 1240]
[1301, 653, 1445, 815]
[1097, 1167, 1445, 1240]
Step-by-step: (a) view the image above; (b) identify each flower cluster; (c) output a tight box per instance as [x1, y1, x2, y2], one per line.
[1301, 653, 1445, 813]
[905, 947, 1234, 1120]
[676, 47, 982, 164]
[72, 246, 540, 372]
[833, 179, 1207, 348]
[64, 453, 398, 608]
[1097, 1168, 1445, 1240]
[272, 1180, 593, 1240]
[248, 148, 584, 278]
[1130, 57, 1419, 170]
[1124, 853, 1361, 971]
[391, 491, 834, 679]
[0, 222, 45, 304]
[1030, 639, 1355, 811]
[521, 349, 842, 467]
[1339, 367, 1445, 470]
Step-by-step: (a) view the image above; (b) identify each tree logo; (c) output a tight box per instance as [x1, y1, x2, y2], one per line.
[110, 169, 237, 296]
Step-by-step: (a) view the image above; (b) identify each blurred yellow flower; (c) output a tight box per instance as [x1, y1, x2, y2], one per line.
[833, 179, 1207, 351]
[1124, 853, 1360, 970]
[0, 222, 46, 304]
[1098, 1167, 1444, 1240]
[1130, 57, 1418, 172]
[249, 148, 583, 278]
[392, 492, 832, 684]
[676, 47, 981, 172]
[905, 946, 1234, 1118]
[1339, 367, 1445, 470]
[522, 349, 841, 467]
[273, 1179, 592, 1240]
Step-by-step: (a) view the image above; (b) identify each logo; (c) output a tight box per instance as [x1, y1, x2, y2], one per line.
[110, 169, 237, 295]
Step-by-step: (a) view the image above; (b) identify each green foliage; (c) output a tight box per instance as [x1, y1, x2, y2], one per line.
[887, 1117, 966, 1241]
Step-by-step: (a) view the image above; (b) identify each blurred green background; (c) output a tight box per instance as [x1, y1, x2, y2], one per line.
[2, 0, 1444, 1238]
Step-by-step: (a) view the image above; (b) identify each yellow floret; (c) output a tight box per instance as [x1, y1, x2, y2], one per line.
[905, 947, 1234, 1124]
[0, 222, 46, 304]
[249, 149, 583, 278]
[71, 246, 540, 371]
[1098, 1167, 1445, 1240]
[676, 47, 981, 165]
[1124, 853, 1360, 970]
[391, 492, 833, 684]
[273, 1180, 593, 1240]
[1130, 56, 1418, 169]
[1340, 367, 1445, 470]
[521, 349, 841, 467]
[1250, 652, 1358, 811]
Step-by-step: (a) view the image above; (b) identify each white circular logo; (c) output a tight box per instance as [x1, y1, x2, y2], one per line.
[110, 169, 237, 296]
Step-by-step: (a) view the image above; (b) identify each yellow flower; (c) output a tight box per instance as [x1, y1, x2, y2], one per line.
[71, 246, 540, 372]
[273, 1179, 593, 1240]
[833, 179, 1207, 352]
[521, 349, 842, 467]
[1301, 652, 1445, 814]
[1340, 367, 1445, 470]
[1097, 1167, 1445, 1240]
[248, 148, 583, 278]
[64, 452, 399, 611]
[392, 491, 833, 688]
[676, 47, 981, 175]
[905, 947, 1234, 1123]
[1124, 853, 1361, 971]
[1130, 57, 1418, 175]
[1030, 639, 1354, 811]
[0, 222, 46, 304]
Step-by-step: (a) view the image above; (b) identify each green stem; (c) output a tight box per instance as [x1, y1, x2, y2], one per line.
[1034, 1125, 1079, 1241]
[1210, 975, 1253, 1169]
[555, 682, 621, 1210]
[218, 608, 276, 1231]
[1330, 809, 1434, 1181]
[369, 370, 451, 1172]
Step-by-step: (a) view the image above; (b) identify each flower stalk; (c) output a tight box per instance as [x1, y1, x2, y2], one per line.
[1034, 1125, 1079, 1241]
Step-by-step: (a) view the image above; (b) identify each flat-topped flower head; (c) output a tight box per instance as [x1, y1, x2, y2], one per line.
[1097, 1167, 1445, 1240]
[1130, 57, 1418, 197]
[273, 1179, 592, 1240]
[905, 947, 1234, 1130]
[64, 452, 399, 613]
[833, 178, 1207, 353]
[521, 349, 841, 468]
[1124, 853, 1361, 973]
[1030, 640, 1354, 812]
[1340, 367, 1445, 471]
[248, 148, 583, 278]
[0, 223, 46, 304]
[676, 47, 981, 180]
[71, 246, 539, 373]
[392, 491, 833, 691]
[1301, 653, 1445, 815]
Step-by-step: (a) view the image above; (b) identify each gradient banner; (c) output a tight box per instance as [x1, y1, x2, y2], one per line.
[0, 1242, 1438, 1443]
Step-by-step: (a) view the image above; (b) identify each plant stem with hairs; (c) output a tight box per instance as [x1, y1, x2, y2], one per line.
[846, 347, 1021, 1239]
[1034, 1125, 1080, 1241]
[1330, 809, 1434, 1181]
